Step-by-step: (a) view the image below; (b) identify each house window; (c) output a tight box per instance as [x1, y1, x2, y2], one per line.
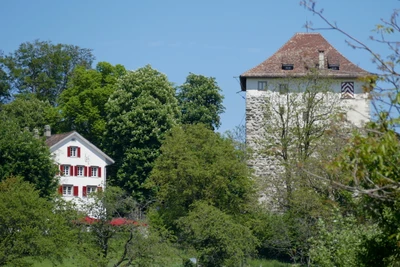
[62, 165, 71, 176]
[258, 81, 268, 90]
[89, 166, 101, 177]
[282, 64, 294, 70]
[87, 186, 97, 194]
[77, 166, 84, 177]
[279, 84, 289, 94]
[63, 185, 73, 196]
[67, 146, 81, 157]
[83, 186, 102, 197]
[91, 167, 98, 177]
[341, 82, 354, 99]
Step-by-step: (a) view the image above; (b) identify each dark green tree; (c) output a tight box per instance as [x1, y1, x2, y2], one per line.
[105, 65, 180, 200]
[147, 124, 255, 227]
[0, 119, 58, 198]
[0, 177, 73, 266]
[177, 73, 225, 130]
[0, 40, 94, 105]
[59, 62, 126, 148]
[0, 94, 61, 134]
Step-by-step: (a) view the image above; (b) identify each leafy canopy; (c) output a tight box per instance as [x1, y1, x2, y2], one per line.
[0, 177, 73, 267]
[0, 40, 94, 105]
[59, 62, 126, 148]
[148, 124, 255, 226]
[0, 119, 58, 198]
[105, 65, 180, 200]
[177, 73, 225, 130]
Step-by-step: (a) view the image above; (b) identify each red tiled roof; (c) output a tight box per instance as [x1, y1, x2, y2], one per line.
[45, 131, 75, 147]
[240, 33, 370, 85]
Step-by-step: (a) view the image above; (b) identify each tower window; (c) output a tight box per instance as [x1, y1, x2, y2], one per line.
[279, 84, 289, 94]
[258, 81, 268, 90]
[282, 64, 294, 70]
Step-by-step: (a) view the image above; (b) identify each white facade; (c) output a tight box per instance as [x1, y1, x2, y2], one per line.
[245, 77, 370, 127]
[47, 132, 114, 206]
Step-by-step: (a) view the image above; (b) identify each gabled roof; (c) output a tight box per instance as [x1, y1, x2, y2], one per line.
[240, 33, 370, 90]
[45, 131, 115, 165]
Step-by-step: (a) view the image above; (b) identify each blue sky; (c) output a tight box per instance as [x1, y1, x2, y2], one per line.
[1, 0, 397, 133]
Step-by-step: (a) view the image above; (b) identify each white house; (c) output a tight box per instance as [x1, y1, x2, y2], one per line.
[45, 127, 114, 204]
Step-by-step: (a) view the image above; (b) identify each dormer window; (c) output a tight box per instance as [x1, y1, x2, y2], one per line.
[328, 63, 340, 70]
[282, 64, 294, 70]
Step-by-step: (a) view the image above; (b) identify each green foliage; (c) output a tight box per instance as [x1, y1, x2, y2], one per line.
[105, 65, 180, 200]
[75, 187, 177, 267]
[0, 177, 74, 266]
[148, 124, 255, 227]
[309, 211, 379, 267]
[0, 119, 58, 198]
[0, 54, 11, 104]
[177, 73, 225, 130]
[0, 40, 94, 105]
[0, 94, 61, 134]
[59, 62, 126, 148]
[177, 201, 258, 267]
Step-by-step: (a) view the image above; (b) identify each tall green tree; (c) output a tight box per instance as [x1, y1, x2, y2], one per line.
[0, 177, 73, 266]
[59, 62, 126, 148]
[105, 65, 180, 200]
[0, 40, 94, 105]
[147, 124, 255, 227]
[0, 94, 61, 134]
[177, 73, 225, 130]
[0, 119, 58, 198]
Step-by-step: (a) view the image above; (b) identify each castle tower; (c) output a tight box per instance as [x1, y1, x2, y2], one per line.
[239, 33, 371, 208]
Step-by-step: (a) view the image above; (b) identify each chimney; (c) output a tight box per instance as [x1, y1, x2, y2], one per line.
[319, 51, 325, 69]
[44, 125, 51, 138]
[33, 128, 39, 139]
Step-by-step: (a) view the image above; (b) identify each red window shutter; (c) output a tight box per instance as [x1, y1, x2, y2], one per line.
[97, 186, 103, 192]
[83, 186, 87, 197]
[98, 167, 101, 178]
[84, 166, 88, 177]
[70, 166, 74, 176]
[73, 186, 79, 197]
[60, 165, 64, 174]
[89, 167, 92, 177]
[58, 186, 63, 195]
[67, 146, 71, 157]
[75, 166, 78, 176]
[78, 147, 81, 158]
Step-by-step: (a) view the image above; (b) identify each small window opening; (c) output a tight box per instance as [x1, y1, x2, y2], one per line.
[282, 64, 294, 70]
[258, 81, 268, 90]
[279, 84, 289, 94]
[328, 63, 340, 70]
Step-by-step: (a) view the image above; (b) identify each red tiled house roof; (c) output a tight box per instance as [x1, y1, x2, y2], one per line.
[240, 33, 370, 90]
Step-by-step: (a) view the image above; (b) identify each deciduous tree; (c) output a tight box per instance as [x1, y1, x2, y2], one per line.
[0, 40, 94, 105]
[0, 94, 61, 134]
[0, 119, 58, 198]
[147, 124, 255, 227]
[177, 73, 225, 130]
[105, 65, 180, 200]
[59, 62, 126, 148]
[0, 177, 73, 266]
